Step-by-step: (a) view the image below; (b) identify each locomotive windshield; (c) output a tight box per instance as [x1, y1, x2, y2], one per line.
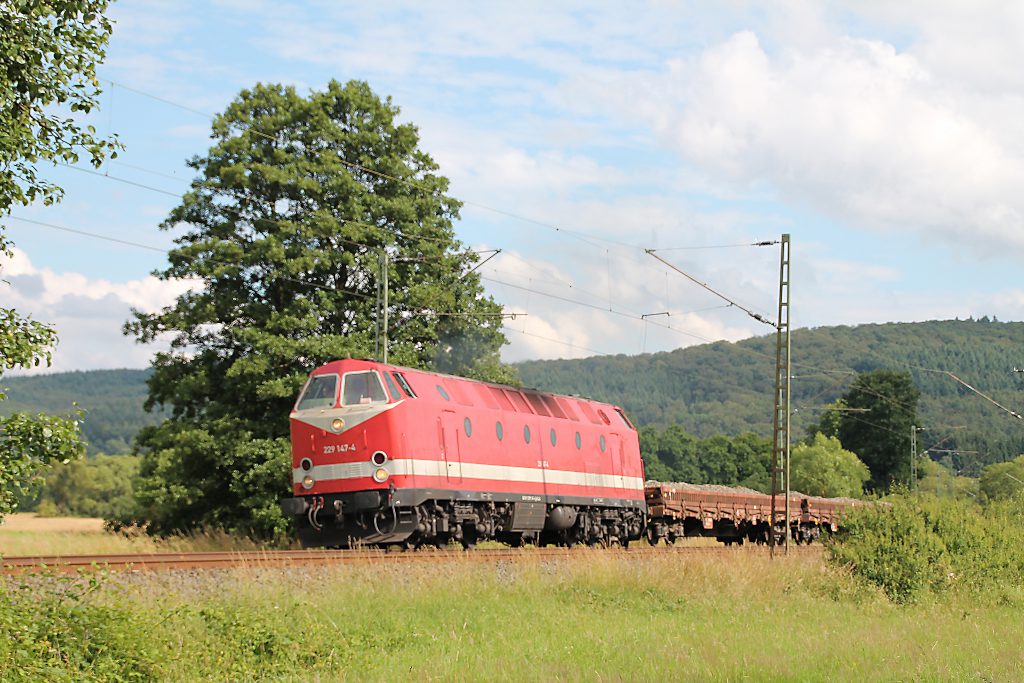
[296, 374, 338, 410]
[342, 371, 388, 406]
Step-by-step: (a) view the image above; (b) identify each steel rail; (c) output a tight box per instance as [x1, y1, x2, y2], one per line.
[1, 545, 820, 575]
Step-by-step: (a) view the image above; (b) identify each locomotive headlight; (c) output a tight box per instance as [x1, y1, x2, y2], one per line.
[372, 467, 389, 483]
[302, 475, 315, 490]
[331, 418, 345, 432]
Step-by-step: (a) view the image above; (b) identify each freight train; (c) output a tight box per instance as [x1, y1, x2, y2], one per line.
[279, 359, 855, 549]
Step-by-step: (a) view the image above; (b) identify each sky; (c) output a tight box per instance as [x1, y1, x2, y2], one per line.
[5, 0, 1024, 374]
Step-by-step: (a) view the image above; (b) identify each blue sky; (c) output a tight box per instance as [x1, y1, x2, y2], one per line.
[5, 0, 1024, 372]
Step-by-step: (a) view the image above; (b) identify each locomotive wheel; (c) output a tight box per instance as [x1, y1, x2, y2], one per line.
[460, 528, 478, 550]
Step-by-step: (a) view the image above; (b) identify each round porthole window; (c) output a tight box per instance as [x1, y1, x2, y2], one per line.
[600, 435, 607, 452]
[523, 425, 531, 444]
[464, 417, 472, 437]
[496, 421, 504, 441]
[575, 432, 582, 449]
[436, 385, 450, 401]
[550, 428, 557, 447]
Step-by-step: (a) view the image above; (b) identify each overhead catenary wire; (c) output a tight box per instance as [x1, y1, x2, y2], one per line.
[7, 216, 374, 301]
[656, 240, 780, 251]
[20, 200, 994, 423]
[645, 248, 776, 328]
[57, 161, 463, 248]
[33, 160, 681, 355]
[500, 326, 611, 357]
[944, 371, 1023, 420]
[481, 275, 719, 345]
[101, 78, 786, 262]
[65, 79, 795, 360]
[42, 78, 1006, 412]
[7, 216, 499, 314]
[11, 214, 1017, 432]
[100, 78, 633, 252]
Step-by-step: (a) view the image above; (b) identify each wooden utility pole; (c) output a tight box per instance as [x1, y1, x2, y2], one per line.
[769, 234, 791, 556]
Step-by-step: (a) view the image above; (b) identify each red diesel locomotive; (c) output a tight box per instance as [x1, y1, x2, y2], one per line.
[280, 359, 647, 548]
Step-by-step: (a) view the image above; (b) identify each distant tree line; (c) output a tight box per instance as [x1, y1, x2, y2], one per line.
[517, 319, 1024, 471]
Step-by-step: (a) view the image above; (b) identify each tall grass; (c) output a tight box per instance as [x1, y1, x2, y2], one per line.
[4, 549, 1024, 681]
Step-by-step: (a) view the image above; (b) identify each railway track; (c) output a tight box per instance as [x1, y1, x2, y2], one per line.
[1, 544, 819, 574]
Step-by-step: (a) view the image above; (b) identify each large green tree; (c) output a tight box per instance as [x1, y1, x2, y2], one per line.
[1, 0, 115, 519]
[790, 433, 869, 498]
[837, 369, 920, 491]
[126, 80, 512, 538]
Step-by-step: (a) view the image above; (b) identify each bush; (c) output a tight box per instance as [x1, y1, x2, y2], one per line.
[0, 573, 157, 681]
[827, 493, 1024, 603]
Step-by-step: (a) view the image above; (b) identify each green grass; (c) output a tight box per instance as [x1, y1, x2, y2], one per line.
[5, 550, 1023, 681]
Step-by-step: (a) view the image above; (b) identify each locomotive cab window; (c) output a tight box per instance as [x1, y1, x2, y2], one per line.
[392, 372, 417, 398]
[296, 374, 338, 410]
[383, 372, 402, 401]
[341, 371, 388, 406]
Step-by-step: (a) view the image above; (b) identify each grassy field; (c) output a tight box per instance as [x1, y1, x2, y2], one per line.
[4, 523, 1024, 681]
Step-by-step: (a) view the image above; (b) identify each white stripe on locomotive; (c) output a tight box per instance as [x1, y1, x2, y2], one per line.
[292, 459, 641, 491]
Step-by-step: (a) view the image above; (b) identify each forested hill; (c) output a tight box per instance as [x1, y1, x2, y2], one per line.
[2, 320, 1022, 470]
[516, 319, 1024, 473]
[0, 369, 164, 455]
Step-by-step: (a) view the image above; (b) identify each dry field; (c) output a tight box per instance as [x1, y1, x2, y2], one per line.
[0, 513, 269, 556]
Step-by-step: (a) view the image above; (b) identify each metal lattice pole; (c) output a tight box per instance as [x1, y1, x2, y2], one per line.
[769, 234, 791, 557]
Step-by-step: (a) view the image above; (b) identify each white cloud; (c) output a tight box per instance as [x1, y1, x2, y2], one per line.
[1, 248, 198, 374]
[613, 27, 1024, 256]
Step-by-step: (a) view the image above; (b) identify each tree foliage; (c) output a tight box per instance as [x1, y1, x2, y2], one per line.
[639, 424, 771, 490]
[126, 80, 512, 537]
[0, 0, 119, 209]
[0, 409, 82, 516]
[790, 433, 869, 498]
[34, 454, 138, 518]
[837, 370, 920, 491]
[916, 458, 979, 501]
[807, 398, 846, 440]
[978, 455, 1024, 503]
[0, 1, 114, 519]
